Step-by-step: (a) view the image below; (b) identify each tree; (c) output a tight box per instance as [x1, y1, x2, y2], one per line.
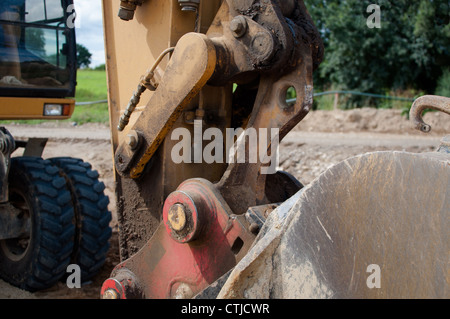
[76, 43, 92, 69]
[25, 28, 45, 53]
[305, 0, 450, 107]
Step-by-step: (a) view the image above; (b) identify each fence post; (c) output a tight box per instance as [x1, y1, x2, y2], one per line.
[333, 93, 339, 110]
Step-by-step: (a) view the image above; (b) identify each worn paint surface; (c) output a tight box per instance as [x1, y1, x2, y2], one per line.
[219, 151, 449, 299]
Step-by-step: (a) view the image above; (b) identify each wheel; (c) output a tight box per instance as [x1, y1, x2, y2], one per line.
[0, 157, 75, 291]
[49, 157, 112, 283]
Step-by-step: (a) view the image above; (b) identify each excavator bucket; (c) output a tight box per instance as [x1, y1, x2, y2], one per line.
[218, 147, 449, 299]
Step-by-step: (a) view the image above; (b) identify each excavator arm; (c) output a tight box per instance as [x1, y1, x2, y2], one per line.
[101, 0, 322, 299]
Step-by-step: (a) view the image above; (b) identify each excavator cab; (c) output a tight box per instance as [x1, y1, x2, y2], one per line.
[0, 0, 77, 118]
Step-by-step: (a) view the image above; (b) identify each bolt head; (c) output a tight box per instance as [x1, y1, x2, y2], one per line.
[174, 283, 194, 299]
[127, 135, 137, 148]
[102, 289, 120, 299]
[230, 16, 248, 38]
[118, 8, 135, 21]
[126, 130, 140, 150]
[168, 204, 187, 232]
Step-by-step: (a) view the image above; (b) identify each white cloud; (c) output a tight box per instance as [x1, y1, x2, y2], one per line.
[73, 0, 105, 67]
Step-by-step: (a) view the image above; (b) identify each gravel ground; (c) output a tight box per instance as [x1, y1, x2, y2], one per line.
[0, 108, 447, 299]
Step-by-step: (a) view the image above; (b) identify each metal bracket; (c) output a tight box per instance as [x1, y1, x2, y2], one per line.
[113, 0, 323, 180]
[22, 138, 48, 158]
[114, 33, 217, 179]
[101, 178, 255, 299]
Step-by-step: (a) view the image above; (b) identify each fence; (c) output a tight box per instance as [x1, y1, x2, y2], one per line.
[75, 100, 108, 106]
[79, 91, 416, 108]
[287, 90, 415, 109]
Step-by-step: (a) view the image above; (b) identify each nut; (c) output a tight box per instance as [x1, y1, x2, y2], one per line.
[230, 16, 248, 38]
[118, 8, 135, 21]
[178, 0, 200, 12]
[126, 130, 141, 150]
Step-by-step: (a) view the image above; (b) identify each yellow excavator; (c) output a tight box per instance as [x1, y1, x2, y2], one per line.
[98, 0, 449, 299]
[0, 0, 111, 292]
[0, 0, 448, 299]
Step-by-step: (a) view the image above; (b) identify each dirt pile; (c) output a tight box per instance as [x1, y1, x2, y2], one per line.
[295, 108, 449, 135]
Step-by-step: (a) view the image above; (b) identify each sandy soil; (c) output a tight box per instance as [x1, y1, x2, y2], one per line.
[0, 108, 447, 299]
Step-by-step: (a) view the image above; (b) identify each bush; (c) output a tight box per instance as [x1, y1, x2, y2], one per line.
[435, 68, 450, 97]
[307, 0, 450, 109]
[94, 64, 106, 71]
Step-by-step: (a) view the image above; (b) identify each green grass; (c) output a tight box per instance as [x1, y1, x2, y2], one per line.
[68, 69, 109, 124]
[75, 69, 108, 102]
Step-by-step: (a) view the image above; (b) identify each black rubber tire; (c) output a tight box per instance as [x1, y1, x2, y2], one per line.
[0, 157, 75, 291]
[49, 157, 112, 283]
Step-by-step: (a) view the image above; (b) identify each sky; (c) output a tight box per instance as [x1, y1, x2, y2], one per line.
[73, 0, 106, 67]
